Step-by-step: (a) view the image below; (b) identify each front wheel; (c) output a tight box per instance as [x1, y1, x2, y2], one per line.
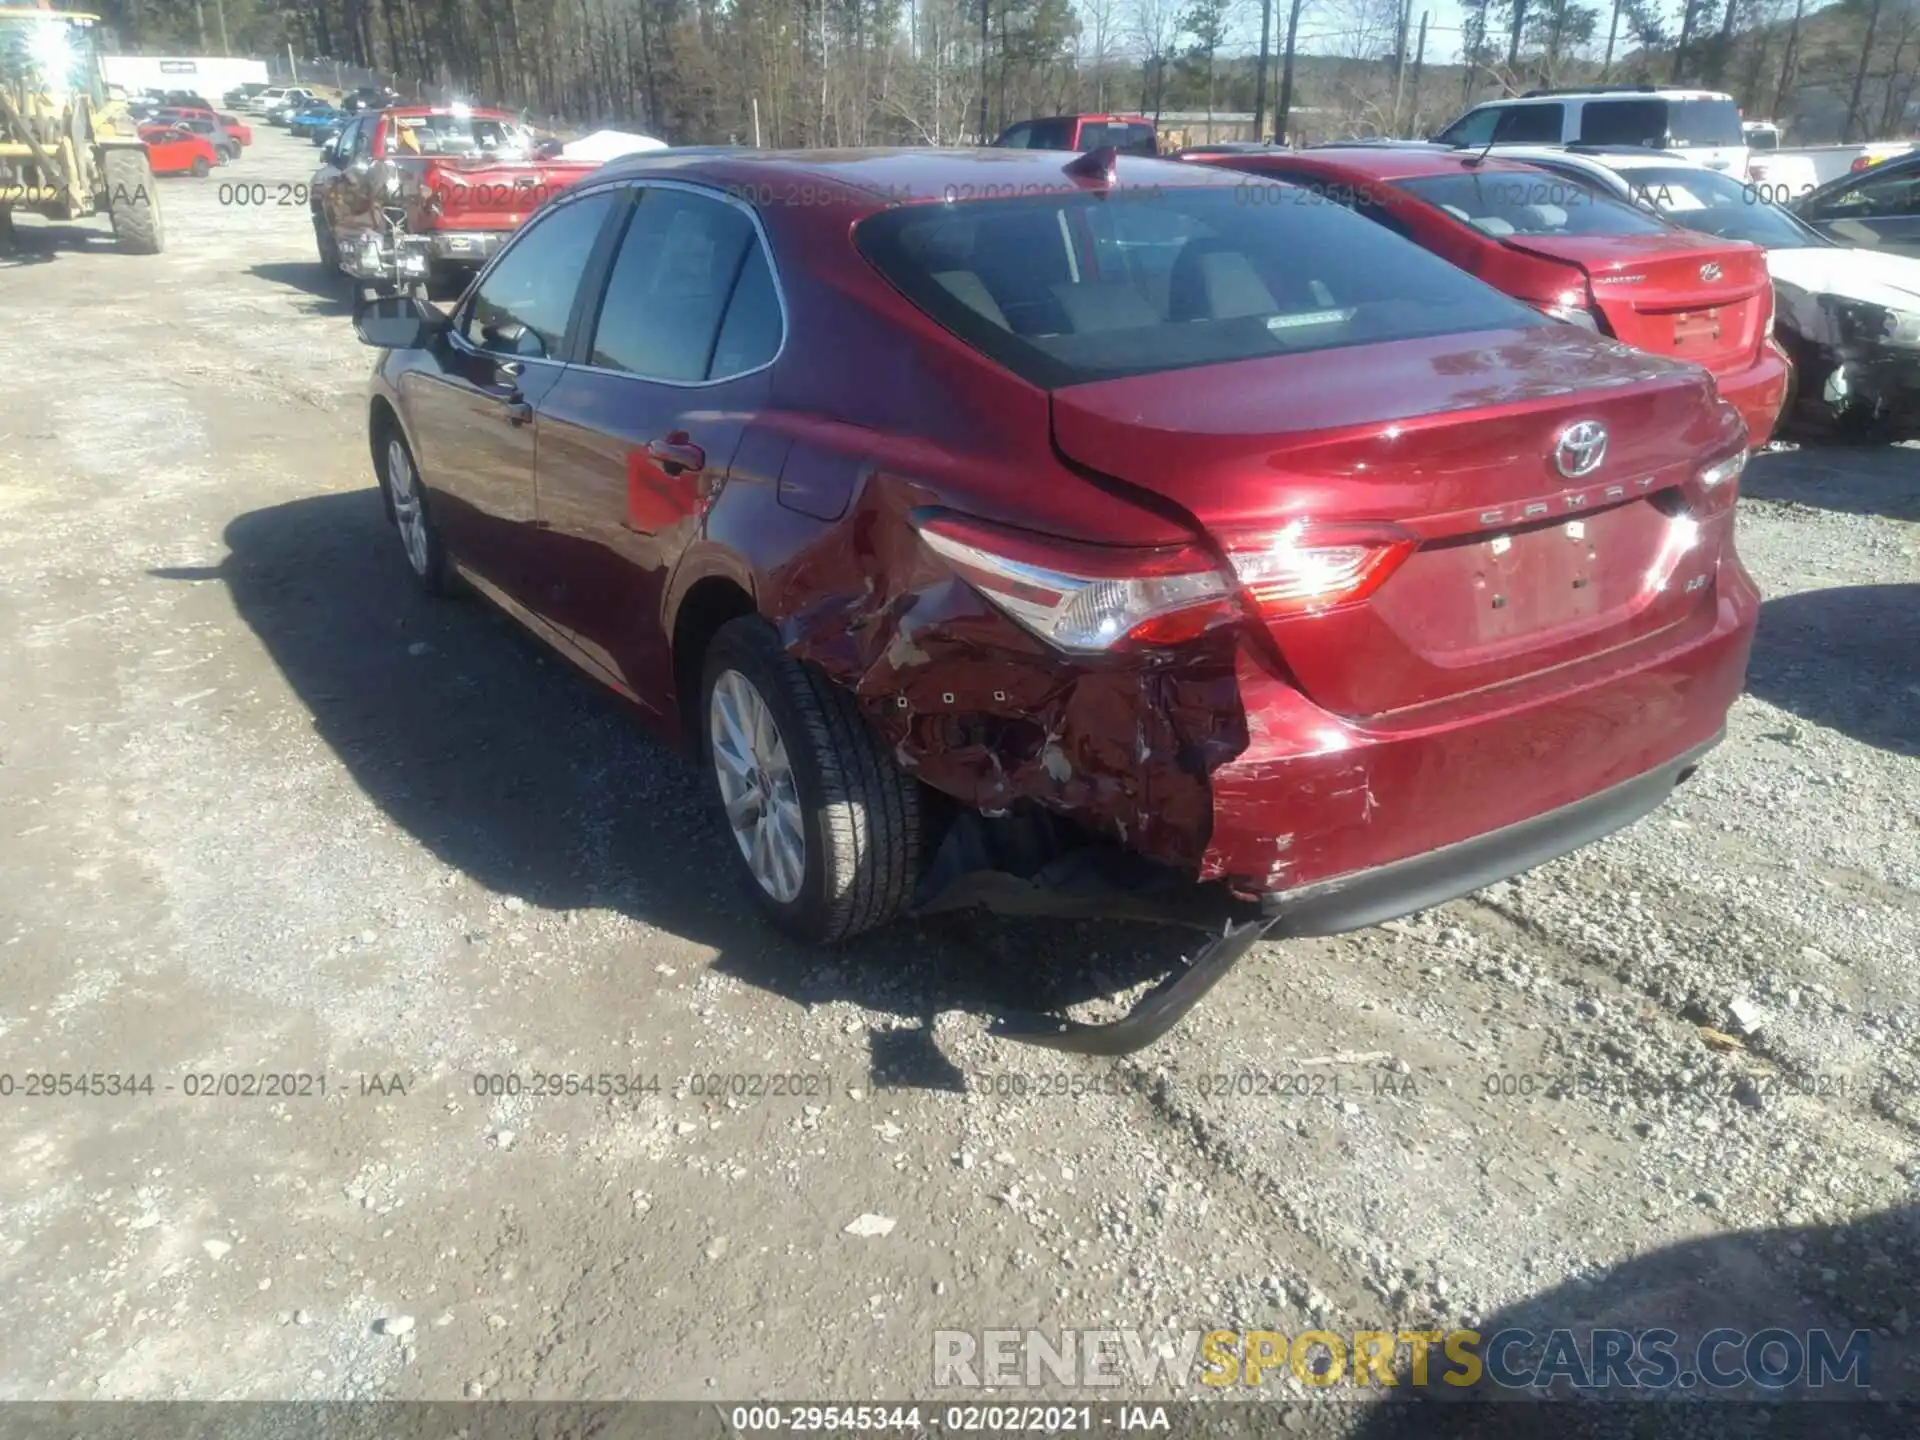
[700, 619, 922, 944]
[102, 147, 163, 254]
[377, 426, 449, 594]
[312, 212, 340, 271]
[190, 155, 211, 178]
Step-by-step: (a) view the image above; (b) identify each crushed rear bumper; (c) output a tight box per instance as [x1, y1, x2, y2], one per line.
[928, 732, 1719, 1055]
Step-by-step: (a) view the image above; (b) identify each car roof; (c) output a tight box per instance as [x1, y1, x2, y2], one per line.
[1493, 87, 1734, 102]
[383, 105, 520, 121]
[1208, 145, 1558, 181]
[1485, 145, 1691, 173]
[596, 146, 1250, 202]
[1015, 113, 1154, 124]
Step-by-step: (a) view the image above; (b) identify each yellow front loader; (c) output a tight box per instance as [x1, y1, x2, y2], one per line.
[0, 6, 160, 252]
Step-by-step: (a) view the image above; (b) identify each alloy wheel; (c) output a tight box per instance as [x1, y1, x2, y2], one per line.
[387, 437, 430, 577]
[709, 669, 805, 904]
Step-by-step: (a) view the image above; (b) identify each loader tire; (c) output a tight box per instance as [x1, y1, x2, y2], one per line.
[103, 149, 163, 254]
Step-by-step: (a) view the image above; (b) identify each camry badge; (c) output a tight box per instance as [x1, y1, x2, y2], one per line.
[1554, 421, 1608, 479]
[1700, 262, 1722, 282]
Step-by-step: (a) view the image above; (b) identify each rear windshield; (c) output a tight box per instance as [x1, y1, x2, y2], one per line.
[1396, 171, 1676, 237]
[854, 185, 1541, 388]
[1625, 165, 1826, 247]
[1079, 121, 1157, 155]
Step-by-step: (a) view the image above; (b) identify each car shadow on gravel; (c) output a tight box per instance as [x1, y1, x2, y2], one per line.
[1748, 584, 1919, 757]
[155, 490, 1198, 1091]
[247, 261, 353, 316]
[1346, 1203, 1918, 1438]
[1744, 445, 1920, 523]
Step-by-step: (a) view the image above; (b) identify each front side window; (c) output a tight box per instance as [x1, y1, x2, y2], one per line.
[1397, 170, 1676, 238]
[588, 187, 777, 381]
[855, 184, 1541, 387]
[1436, 106, 1498, 148]
[1027, 118, 1076, 150]
[463, 189, 620, 359]
[995, 123, 1033, 149]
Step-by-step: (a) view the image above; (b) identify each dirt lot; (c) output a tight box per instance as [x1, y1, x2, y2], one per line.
[1, 129, 1916, 1427]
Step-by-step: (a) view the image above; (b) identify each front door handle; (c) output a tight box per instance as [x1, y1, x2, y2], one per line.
[503, 399, 533, 426]
[647, 432, 705, 476]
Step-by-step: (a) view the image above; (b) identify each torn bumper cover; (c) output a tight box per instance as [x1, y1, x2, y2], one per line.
[782, 480, 1756, 1056]
[912, 733, 1719, 1054]
[1777, 284, 1920, 437]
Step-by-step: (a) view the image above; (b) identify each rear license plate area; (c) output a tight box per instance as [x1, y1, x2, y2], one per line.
[1673, 309, 1723, 346]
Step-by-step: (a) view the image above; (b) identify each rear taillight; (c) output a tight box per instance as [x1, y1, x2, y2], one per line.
[1222, 521, 1419, 619]
[912, 513, 1239, 653]
[913, 512, 1420, 654]
[1532, 285, 1604, 332]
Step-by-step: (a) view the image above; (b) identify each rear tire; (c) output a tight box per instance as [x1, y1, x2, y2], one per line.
[190, 155, 210, 178]
[700, 618, 922, 944]
[103, 148, 163, 254]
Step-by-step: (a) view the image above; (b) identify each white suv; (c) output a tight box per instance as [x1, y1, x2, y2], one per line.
[1433, 87, 1748, 175]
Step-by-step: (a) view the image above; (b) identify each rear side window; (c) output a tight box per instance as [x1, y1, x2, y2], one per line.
[588, 187, 770, 381]
[1667, 98, 1743, 147]
[1498, 104, 1565, 143]
[854, 185, 1541, 388]
[1080, 121, 1157, 155]
[1397, 171, 1674, 237]
[1578, 99, 1667, 146]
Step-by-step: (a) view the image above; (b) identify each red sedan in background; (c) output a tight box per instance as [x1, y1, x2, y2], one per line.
[1182, 145, 1790, 447]
[140, 125, 219, 178]
[350, 147, 1757, 1051]
[152, 105, 252, 146]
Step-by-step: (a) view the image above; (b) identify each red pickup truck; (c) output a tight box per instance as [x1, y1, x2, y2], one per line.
[311, 106, 598, 296]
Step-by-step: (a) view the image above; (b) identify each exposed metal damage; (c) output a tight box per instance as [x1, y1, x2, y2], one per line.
[774, 475, 1269, 1052]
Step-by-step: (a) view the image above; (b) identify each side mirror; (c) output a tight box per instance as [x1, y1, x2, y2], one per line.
[479, 320, 532, 354]
[353, 293, 447, 350]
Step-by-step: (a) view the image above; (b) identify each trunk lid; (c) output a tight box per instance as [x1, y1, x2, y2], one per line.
[1051, 325, 1739, 718]
[1508, 232, 1770, 374]
[411, 157, 598, 231]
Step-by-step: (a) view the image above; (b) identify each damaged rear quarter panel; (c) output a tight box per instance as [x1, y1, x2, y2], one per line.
[673, 187, 1258, 876]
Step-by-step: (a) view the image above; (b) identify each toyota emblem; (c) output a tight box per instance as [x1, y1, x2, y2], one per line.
[1554, 420, 1608, 479]
[1700, 262, 1722, 281]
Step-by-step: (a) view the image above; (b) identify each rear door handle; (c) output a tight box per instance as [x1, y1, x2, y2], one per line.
[647, 433, 705, 475]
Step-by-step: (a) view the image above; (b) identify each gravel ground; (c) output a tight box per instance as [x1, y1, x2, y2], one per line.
[0, 129, 1915, 1430]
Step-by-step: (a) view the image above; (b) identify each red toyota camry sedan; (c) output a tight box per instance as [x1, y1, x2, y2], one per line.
[353, 147, 1759, 1052]
[1181, 145, 1791, 448]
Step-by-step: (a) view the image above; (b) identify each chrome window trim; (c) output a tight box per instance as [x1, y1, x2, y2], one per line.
[570, 176, 791, 390]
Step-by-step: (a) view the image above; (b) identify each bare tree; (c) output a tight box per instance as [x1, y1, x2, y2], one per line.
[1132, 0, 1179, 119]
